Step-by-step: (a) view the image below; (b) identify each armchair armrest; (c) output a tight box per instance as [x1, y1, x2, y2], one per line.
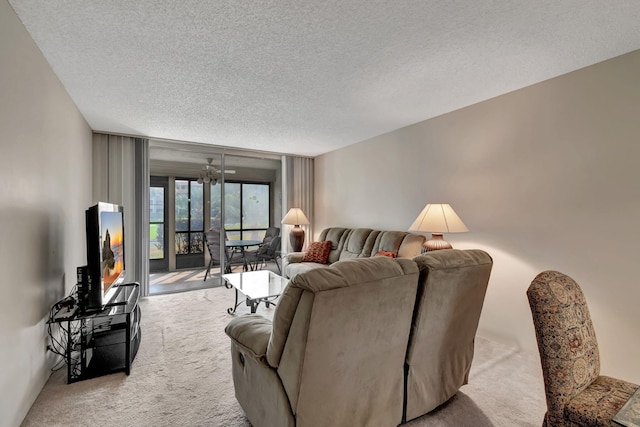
[225, 315, 272, 361]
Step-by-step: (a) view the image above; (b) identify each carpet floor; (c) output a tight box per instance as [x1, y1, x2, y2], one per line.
[22, 286, 546, 426]
[149, 267, 222, 296]
[149, 261, 282, 295]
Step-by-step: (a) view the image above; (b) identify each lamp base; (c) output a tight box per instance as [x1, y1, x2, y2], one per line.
[424, 233, 453, 251]
[289, 226, 305, 252]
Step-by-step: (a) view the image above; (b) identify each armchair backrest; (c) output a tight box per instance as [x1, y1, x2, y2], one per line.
[527, 270, 600, 426]
[266, 235, 281, 256]
[264, 226, 280, 242]
[257, 235, 281, 258]
[267, 257, 419, 427]
[254, 227, 280, 255]
[404, 249, 492, 421]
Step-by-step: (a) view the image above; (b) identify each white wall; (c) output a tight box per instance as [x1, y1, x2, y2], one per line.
[315, 50, 640, 384]
[0, 1, 93, 426]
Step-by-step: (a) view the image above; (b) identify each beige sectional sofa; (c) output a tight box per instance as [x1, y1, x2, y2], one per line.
[282, 227, 426, 278]
[225, 249, 493, 427]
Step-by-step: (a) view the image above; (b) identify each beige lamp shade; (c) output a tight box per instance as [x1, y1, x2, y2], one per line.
[409, 204, 468, 251]
[281, 208, 310, 226]
[281, 208, 310, 252]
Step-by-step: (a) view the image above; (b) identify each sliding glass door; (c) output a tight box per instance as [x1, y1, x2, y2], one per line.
[174, 178, 205, 269]
[149, 176, 168, 272]
[148, 149, 282, 289]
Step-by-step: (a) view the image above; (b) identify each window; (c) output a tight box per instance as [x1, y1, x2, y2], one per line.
[211, 182, 270, 240]
[175, 179, 204, 255]
[149, 186, 165, 260]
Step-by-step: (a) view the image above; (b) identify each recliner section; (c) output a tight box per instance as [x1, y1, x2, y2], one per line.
[404, 249, 493, 422]
[226, 249, 493, 427]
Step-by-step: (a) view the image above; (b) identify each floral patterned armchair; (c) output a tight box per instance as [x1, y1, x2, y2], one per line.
[527, 270, 638, 426]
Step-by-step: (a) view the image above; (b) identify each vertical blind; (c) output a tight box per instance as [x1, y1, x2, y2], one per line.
[283, 156, 314, 252]
[92, 133, 150, 296]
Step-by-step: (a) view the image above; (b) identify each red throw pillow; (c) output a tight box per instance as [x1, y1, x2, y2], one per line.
[374, 250, 397, 258]
[302, 241, 332, 264]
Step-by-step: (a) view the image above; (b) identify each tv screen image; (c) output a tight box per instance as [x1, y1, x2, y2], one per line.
[84, 202, 126, 310]
[100, 210, 125, 292]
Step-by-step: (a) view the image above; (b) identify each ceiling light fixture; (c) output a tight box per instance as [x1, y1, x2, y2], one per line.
[196, 158, 236, 185]
[197, 165, 218, 185]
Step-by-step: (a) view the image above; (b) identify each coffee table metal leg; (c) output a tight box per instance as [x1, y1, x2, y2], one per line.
[264, 296, 279, 309]
[224, 273, 284, 315]
[227, 288, 242, 314]
[253, 296, 278, 312]
[250, 298, 258, 313]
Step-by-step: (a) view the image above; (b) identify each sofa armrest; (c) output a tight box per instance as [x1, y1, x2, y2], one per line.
[282, 252, 305, 279]
[225, 315, 272, 361]
[283, 252, 305, 264]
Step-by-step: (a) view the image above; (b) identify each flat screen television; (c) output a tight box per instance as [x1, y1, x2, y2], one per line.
[84, 202, 126, 310]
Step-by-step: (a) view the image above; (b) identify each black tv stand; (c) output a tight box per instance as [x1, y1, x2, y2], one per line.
[103, 299, 128, 308]
[50, 282, 142, 383]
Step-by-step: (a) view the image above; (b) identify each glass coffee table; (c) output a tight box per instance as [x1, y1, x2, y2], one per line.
[223, 270, 289, 314]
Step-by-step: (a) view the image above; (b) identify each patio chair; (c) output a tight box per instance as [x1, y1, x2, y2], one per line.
[244, 227, 280, 269]
[248, 235, 282, 273]
[203, 227, 243, 280]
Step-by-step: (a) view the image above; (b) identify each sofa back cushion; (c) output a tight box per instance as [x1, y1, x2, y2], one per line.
[404, 249, 493, 420]
[371, 230, 405, 256]
[317, 227, 351, 264]
[370, 230, 425, 258]
[397, 233, 426, 258]
[338, 228, 380, 261]
[314, 227, 425, 264]
[268, 257, 419, 426]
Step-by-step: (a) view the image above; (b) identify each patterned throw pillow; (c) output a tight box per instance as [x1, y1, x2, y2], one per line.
[302, 241, 332, 264]
[374, 250, 397, 258]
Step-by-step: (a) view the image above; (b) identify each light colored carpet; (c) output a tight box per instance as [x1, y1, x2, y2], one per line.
[22, 286, 546, 426]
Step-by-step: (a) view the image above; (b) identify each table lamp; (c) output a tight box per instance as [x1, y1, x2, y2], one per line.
[281, 208, 310, 252]
[408, 203, 468, 251]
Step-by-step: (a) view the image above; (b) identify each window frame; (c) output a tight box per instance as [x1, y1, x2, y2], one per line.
[175, 178, 205, 256]
[217, 180, 272, 241]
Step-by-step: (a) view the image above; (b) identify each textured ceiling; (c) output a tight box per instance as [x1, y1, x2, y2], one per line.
[8, 0, 640, 156]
